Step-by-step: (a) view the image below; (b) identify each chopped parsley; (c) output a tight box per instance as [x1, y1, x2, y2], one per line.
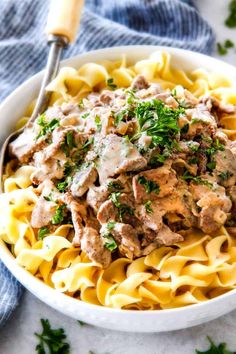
[51, 205, 66, 225]
[107, 78, 117, 90]
[107, 221, 116, 230]
[109, 192, 134, 221]
[195, 336, 235, 354]
[125, 89, 136, 105]
[144, 200, 153, 214]
[108, 181, 124, 192]
[56, 177, 72, 193]
[36, 115, 60, 139]
[35, 318, 70, 354]
[43, 193, 54, 202]
[217, 42, 228, 56]
[225, 0, 236, 28]
[205, 139, 224, 157]
[66, 131, 76, 149]
[182, 171, 213, 188]
[135, 99, 184, 148]
[38, 227, 50, 240]
[225, 39, 234, 48]
[103, 233, 117, 252]
[206, 160, 216, 171]
[137, 176, 160, 195]
[81, 112, 90, 119]
[95, 115, 102, 132]
[148, 151, 170, 168]
[180, 123, 189, 134]
[188, 157, 199, 165]
[218, 171, 233, 181]
[80, 137, 94, 152]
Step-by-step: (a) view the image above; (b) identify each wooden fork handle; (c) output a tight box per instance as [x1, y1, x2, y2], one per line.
[46, 0, 84, 43]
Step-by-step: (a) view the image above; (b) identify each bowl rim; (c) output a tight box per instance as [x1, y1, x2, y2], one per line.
[1, 44, 236, 318]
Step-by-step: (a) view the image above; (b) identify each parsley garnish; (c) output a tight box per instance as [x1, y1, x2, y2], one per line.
[206, 161, 216, 171]
[57, 177, 72, 193]
[144, 200, 153, 214]
[205, 139, 224, 157]
[137, 176, 160, 194]
[181, 123, 189, 134]
[81, 112, 90, 119]
[107, 221, 116, 230]
[43, 193, 54, 202]
[103, 233, 117, 252]
[217, 43, 228, 56]
[35, 318, 70, 354]
[36, 115, 60, 139]
[148, 151, 170, 168]
[196, 336, 236, 354]
[188, 157, 199, 165]
[225, 39, 234, 48]
[135, 99, 184, 147]
[218, 171, 233, 181]
[107, 78, 117, 90]
[225, 0, 236, 28]
[182, 171, 213, 187]
[66, 131, 76, 149]
[77, 320, 86, 326]
[81, 137, 94, 152]
[107, 181, 123, 192]
[51, 205, 66, 225]
[95, 115, 102, 132]
[109, 192, 134, 221]
[38, 227, 49, 240]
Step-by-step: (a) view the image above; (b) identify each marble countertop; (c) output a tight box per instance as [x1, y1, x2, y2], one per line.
[1, 1, 236, 353]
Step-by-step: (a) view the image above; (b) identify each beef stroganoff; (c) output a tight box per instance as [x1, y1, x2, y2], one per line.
[1, 51, 236, 310]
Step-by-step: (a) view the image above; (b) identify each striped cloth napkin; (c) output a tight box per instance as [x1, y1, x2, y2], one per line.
[0, 0, 215, 327]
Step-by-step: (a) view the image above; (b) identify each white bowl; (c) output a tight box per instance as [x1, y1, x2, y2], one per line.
[1, 45, 236, 333]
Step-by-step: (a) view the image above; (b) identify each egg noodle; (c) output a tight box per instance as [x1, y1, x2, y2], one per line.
[1, 51, 236, 310]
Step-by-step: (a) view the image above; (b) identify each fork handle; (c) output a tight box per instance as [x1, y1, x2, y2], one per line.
[46, 0, 84, 43]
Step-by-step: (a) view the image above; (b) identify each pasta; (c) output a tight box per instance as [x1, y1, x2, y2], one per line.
[1, 51, 236, 310]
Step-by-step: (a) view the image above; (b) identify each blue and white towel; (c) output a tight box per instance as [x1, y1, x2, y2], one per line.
[0, 0, 215, 327]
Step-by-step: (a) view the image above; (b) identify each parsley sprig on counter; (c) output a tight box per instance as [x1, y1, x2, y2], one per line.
[196, 336, 236, 354]
[35, 319, 70, 354]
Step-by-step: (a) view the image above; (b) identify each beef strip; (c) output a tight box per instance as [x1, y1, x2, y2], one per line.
[214, 147, 236, 187]
[101, 222, 141, 259]
[190, 182, 232, 234]
[70, 163, 98, 197]
[31, 180, 60, 228]
[96, 134, 147, 184]
[133, 163, 178, 203]
[131, 75, 149, 90]
[9, 125, 46, 163]
[80, 227, 111, 268]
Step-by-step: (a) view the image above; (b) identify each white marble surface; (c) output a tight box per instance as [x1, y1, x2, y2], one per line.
[1, 1, 236, 353]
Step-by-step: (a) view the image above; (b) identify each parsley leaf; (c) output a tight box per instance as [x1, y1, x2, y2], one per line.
[107, 221, 116, 230]
[38, 227, 50, 240]
[182, 171, 213, 188]
[218, 171, 233, 181]
[217, 43, 228, 56]
[107, 181, 124, 192]
[195, 336, 236, 354]
[95, 115, 102, 132]
[107, 78, 117, 90]
[225, 0, 236, 28]
[36, 115, 60, 139]
[135, 99, 184, 148]
[35, 318, 70, 354]
[103, 233, 118, 252]
[225, 39, 234, 48]
[144, 200, 153, 214]
[51, 205, 66, 225]
[109, 192, 134, 221]
[137, 176, 160, 194]
[57, 177, 72, 193]
[66, 131, 76, 149]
